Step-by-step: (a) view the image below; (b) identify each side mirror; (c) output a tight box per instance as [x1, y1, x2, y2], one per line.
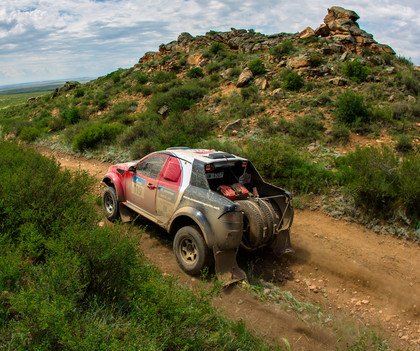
[128, 165, 136, 172]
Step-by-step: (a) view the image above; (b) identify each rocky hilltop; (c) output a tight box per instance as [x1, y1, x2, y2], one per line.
[140, 7, 394, 66]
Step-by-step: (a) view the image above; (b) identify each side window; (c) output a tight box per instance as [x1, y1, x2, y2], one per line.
[136, 154, 168, 179]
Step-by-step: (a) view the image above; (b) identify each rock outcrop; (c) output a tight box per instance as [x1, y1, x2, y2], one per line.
[137, 7, 395, 66]
[320, 7, 394, 56]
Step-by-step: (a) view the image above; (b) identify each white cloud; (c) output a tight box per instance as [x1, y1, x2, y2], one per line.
[0, 0, 419, 85]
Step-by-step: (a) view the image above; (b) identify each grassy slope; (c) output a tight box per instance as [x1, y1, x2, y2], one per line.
[0, 32, 419, 237]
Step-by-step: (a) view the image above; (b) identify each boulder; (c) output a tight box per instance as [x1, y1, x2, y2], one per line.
[324, 6, 360, 24]
[236, 67, 253, 87]
[289, 54, 311, 69]
[272, 88, 286, 99]
[329, 77, 349, 86]
[315, 24, 330, 37]
[299, 27, 316, 39]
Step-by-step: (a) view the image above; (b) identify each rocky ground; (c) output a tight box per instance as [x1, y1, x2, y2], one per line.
[34, 145, 420, 350]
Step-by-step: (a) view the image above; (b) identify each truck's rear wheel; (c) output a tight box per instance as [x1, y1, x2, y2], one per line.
[173, 225, 211, 275]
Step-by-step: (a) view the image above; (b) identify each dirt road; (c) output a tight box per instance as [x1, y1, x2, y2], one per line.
[36, 146, 420, 350]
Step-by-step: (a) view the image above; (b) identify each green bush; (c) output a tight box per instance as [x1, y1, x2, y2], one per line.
[396, 70, 420, 95]
[329, 123, 350, 144]
[109, 100, 138, 122]
[187, 67, 204, 78]
[336, 146, 420, 226]
[342, 60, 371, 83]
[395, 134, 413, 153]
[335, 90, 371, 127]
[152, 71, 177, 84]
[248, 58, 265, 75]
[62, 107, 81, 125]
[269, 41, 294, 60]
[241, 86, 260, 102]
[288, 115, 325, 143]
[282, 70, 304, 91]
[247, 138, 336, 194]
[72, 123, 125, 151]
[209, 42, 225, 55]
[310, 54, 323, 67]
[149, 83, 207, 114]
[206, 62, 221, 74]
[19, 126, 42, 142]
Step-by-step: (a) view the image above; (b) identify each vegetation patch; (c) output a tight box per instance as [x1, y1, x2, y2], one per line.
[0, 142, 274, 350]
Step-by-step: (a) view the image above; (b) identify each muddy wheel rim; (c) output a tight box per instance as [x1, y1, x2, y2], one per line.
[104, 193, 114, 214]
[179, 237, 197, 264]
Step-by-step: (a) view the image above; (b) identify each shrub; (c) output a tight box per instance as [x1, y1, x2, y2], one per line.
[269, 41, 294, 60]
[187, 67, 204, 78]
[396, 70, 420, 95]
[381, 52, 394, 65]
[110, 100, 138, 122]
[206, 62, 221, 74]
[209, 42, 225, 55]
[72, 123, 125, 151]
[131, 71, 148, 85]
[337, 146, 420, 225]
[288, 115, 325, 143]
[19, 126, 42, 142]
[241, 86, 260, 102]
[335, 90, 371, 126]
[247, 138, 336, 194]
[149, 83, 207, 114]
[152, 71, 176, 84]
[282, 70, 304, 91]
[221, 53, 243, 69]
[329, 123, 350, 144]
[395, 134, 413, 153]
[62, 107, 81, 125]
[342, 60, 371, 83]
[310, 54, 323, 67]
[248, 58, 265, 75]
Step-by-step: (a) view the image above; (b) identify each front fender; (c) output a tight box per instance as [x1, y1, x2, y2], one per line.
[102, 173, 124, 201]
[169, 207, 214, 248]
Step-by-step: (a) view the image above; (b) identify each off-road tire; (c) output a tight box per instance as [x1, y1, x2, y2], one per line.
[173, 225, 211, 275]
[237, 199, 265, 249]
[102, 186, 120, 221]
[256, 199, 276, 243]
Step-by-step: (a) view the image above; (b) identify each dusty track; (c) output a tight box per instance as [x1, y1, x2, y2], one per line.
[36, 146, 420, 350]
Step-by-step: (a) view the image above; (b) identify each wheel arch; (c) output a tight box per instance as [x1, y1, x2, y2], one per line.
[102, 173, 124, 201]
[169, 209, 214, 249]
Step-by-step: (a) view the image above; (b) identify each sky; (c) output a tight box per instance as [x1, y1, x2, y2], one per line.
[0, 0, 419, 86]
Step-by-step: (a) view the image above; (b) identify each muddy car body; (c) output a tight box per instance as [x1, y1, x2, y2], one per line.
[102, 148, 294, 282]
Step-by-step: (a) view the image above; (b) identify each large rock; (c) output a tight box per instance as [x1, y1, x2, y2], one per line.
[236, 67, 253, 87]
[299, 27, 316, 39]
[289, 54, 311, 69]
[315, 24, 330, 37]
[324, 6, 360, 23]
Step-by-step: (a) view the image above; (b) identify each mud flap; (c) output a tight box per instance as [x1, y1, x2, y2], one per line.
[119, 203, 133, 223]
[270, 229, 295, 256]
[214, 247, 246, 286]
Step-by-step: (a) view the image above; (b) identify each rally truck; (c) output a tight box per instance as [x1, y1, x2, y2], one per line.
[102, 148, 294, 283]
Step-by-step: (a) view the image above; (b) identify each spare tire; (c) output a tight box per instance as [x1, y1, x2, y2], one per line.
[255, 199, 276, 243]
[237, 199, 266, 249]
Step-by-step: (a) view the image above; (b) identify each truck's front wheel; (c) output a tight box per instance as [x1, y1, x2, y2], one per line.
[173, 225, 211, 275]
[102, 186, 120, 221]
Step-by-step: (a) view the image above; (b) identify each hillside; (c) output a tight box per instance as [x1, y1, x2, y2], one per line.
[0, 6, 419, 237]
